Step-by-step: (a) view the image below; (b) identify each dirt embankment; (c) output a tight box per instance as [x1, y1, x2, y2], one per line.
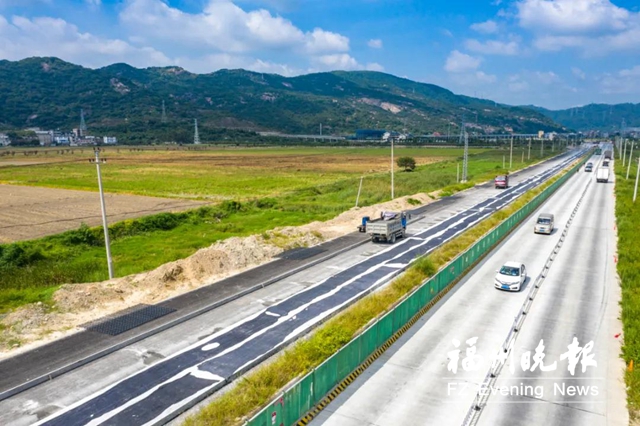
[0, 191, 440, 357]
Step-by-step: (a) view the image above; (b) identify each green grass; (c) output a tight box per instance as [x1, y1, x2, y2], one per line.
[182, 158, 575, 426]
[613, 158, 640, 419]
[0, 147, 489, 199]
[0, 147, 558, 313]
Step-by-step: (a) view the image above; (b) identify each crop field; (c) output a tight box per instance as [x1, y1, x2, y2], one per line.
[0, 146, 485, 199]
[0, 145, 556, 313]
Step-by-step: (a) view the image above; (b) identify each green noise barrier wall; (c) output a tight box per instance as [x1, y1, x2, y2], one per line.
[244, 154, 590, 426]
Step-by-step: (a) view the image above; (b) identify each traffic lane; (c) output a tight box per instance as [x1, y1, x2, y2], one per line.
[477, 168, 625, 426]
[309, 162, 591, 426]
[35, 149, 588, 426]
[1, 153, 574, 426]
[0, 239, 398, 426]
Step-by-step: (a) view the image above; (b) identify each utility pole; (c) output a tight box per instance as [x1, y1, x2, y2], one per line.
[634, 158, 640, 203]
[627, 142, 635, 180]
[540, 137, 544, 157]
[457, 163, 460, 183]
[528, 137, 532, 160]
[462, 131, 469, 183]
[91, 148, 114, 280]
[622, 139, 627, 167]
[355, 176, 363, 207]
[390, 137, 395, 199]
[194, 119, 201, 145]
[80, 108, 87, 137]
[509, 136, 513, 169]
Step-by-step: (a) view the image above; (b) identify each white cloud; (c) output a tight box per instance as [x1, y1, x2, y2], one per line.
[535, 70, 560, 84]
[598, 65, 640, 94]
[571, 67, 586, 80]
[0, 14, 171, 68]
[313, 53, 359, 69]
[444, 50, 481, 73]
[517, 0, 640, 55]
[470, 20, 498, 34]
[464, 39, 518, 55]
[367, 38, 383, 49]
[365, 62, 384, 71]
[449, 70, 497, 88]
[474, 71, 497, 83]
[119, 0, 350, 55]
[517, 0, 632, 34]
[310, 54, 383, 72]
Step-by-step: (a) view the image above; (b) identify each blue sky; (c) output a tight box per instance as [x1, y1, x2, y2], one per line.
[0, 0, 639, 109]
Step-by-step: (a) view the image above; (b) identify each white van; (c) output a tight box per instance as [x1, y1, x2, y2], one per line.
[534, 213, 554, 235]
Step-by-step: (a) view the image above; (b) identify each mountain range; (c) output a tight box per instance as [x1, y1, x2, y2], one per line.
[530, 103, 640, 132]
[0, 57, 571, 144]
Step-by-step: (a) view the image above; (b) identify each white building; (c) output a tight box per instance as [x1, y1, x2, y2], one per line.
[54, 136, 71, 145]
[35, 130, 53, 146]
[103, 136, 117, 144]
[0, 133, 10, 146]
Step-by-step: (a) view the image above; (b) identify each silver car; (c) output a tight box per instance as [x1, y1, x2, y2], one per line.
[534, 213, 554, 235]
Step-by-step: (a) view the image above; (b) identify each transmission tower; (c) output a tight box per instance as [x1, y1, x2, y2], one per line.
[80, 109, 87, 136]
[193, 119, 201, 145]
[161, 100, 167, 124]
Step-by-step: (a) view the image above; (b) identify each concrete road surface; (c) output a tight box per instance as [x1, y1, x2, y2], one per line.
[309, 152, 626, 426]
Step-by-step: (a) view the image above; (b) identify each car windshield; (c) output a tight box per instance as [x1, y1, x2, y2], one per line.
[496, 176, 505, 180]
[537, 218, 551, 224]
[499, 266, 520, 276]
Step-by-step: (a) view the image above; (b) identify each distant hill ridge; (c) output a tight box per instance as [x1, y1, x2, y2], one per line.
[0, 57, 567, 143]
[529, 103, 640, 132]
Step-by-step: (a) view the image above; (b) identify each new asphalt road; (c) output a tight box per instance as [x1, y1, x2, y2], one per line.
[308, 150, 626, 426]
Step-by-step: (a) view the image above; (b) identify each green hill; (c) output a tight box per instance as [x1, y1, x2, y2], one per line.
[0, 57, 567, 143]
[530, 103, 640, 132]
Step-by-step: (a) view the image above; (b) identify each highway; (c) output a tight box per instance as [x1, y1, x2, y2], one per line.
[309, 151, 627, 426]
[0, 149, 587, 426]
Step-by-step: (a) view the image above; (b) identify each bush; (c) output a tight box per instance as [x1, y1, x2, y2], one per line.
[62, 223, 103, 246]
[397, 156, 416, 171]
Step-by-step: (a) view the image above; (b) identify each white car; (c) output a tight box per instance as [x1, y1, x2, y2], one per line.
[494, 262, 527, 292]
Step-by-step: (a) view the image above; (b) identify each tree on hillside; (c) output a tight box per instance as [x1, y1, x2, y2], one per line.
[397, 156, 416, 171]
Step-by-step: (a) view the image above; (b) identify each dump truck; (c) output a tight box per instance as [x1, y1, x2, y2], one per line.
[364, 211, 408, 243]
[596, 167, 610, 183]
[604, 150, 612, 160]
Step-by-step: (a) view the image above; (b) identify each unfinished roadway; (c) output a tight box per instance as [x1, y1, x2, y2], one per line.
[0, 148, 589, 426]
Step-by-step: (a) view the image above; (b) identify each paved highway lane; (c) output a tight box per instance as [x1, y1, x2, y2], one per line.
[476, 156, 627, 426]
[309, 151, 624, 426]
[31, 149, 587, 426]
